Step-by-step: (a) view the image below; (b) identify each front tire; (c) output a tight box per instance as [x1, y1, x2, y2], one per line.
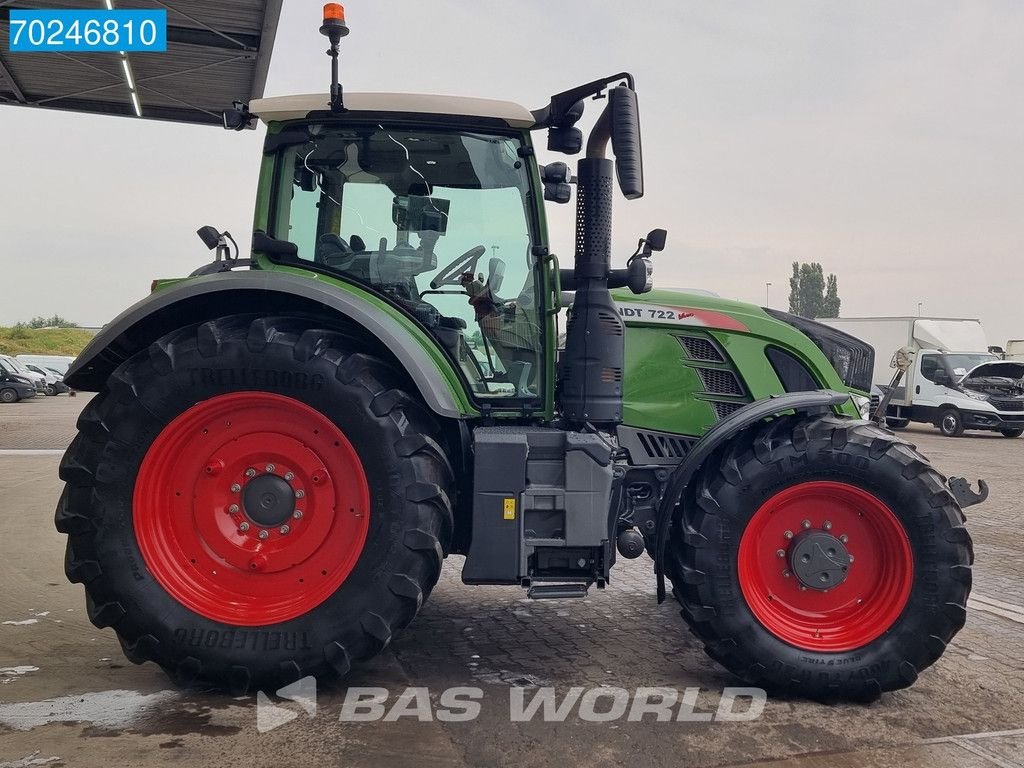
[0, 388, 18, 404]
[938, 408, 964, 437]
[56, 315, 454, 692]
[667, 416, 972, 700]
[1000, 428, 1023, 438]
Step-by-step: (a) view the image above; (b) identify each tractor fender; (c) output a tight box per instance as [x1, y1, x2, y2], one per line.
[652, 389, 852, 602]
[66, 271, 469, 419]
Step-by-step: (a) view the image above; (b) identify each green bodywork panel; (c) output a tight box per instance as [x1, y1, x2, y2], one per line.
[615, 289, 859, 436]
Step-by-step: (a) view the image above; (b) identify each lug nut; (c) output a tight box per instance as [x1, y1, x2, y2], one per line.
[823, 520, 832, 530]
[239, 522, 250, 532]
[245, 468, 257, 478]
[848, 555, 855, 563]
[776, 549, 786, 558]
[284, 472, 295, 481]
[228, 504, 239, 514]
[783, 530, 794, 540]
[258, 530, 269, 540]
[279, 525, 290, 535]
[839, 534, 849, 543]
[295, 489, 305, 499]
[801, 519, 811, 529]
[293, 510, 303, 520]
[230, 483, 241, 493]
[783, 570, 791, 578]
[799, 585, 807, 591]
[265, 464, 276, 473]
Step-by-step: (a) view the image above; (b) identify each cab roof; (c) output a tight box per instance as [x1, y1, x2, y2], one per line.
[249, 92, 536, 128]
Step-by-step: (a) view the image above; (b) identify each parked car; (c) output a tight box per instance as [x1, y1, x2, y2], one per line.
[23, 363, 69, 395]
[0, 369, 37, 403]
[15, 354, 77, 376]
[0, 354, 46, 394]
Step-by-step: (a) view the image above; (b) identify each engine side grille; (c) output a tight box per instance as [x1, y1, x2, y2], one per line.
[695, 367, 744, 395]
[711, 401, 746, 420]
[677, 335, 725, 363]
[617, 426, 696, 465]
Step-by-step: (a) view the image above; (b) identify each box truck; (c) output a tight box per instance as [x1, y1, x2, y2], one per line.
[820, 317, 1024, 437]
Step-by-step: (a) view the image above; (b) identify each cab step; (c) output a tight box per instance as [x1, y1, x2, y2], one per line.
[527, 584, 589, 600]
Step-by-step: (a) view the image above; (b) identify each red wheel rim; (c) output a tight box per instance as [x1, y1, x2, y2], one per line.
[134, 392, 370, 626]
[737, 481, 913, 652]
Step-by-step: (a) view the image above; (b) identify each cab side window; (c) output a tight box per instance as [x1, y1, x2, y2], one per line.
[920, 355, 942, 383]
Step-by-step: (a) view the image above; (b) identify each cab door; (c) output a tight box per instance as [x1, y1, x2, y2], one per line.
[915, 352, 949, 407]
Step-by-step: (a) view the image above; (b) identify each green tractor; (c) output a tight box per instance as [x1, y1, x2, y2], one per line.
[57, 6, 975, 700]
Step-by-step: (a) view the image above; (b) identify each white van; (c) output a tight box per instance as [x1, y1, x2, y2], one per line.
[820, 318, 1024, 438]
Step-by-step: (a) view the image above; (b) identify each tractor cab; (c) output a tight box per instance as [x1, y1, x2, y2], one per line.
[253, 102, 545, 399]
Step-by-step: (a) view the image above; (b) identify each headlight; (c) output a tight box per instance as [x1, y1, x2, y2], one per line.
[851, 394, 872, 419]
[963, 389, 989, 401]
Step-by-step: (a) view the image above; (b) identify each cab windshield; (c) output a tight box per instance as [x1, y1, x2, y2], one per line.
[268, 125, 542, 399]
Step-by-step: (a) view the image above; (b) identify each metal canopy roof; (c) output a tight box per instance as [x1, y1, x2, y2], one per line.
[0, 0, 282, 125]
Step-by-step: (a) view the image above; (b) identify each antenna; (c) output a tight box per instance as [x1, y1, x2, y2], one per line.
[320, 4, 350, 112]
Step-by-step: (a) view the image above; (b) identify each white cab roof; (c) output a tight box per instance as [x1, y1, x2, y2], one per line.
[249, 92, 536, 128]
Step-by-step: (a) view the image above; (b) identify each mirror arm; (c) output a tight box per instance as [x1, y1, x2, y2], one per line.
[585, 103, 613, 159]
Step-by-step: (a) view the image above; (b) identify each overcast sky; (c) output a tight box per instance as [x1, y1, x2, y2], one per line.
[1, 1, 1022, 345]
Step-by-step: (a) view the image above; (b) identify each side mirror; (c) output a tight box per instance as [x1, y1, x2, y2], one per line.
[196, 225, 221, 250]
[609, 85, 644, 200]
[643, 228, 667, 254]
[222, 101, 256, 131]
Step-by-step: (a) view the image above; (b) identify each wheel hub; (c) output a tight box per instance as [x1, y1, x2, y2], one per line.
[242, 473, 296, 527]
[788, 530, 851, 590]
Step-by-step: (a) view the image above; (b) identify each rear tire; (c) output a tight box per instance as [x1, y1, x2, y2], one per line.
[44, 385, 57, 396]
[1000, 428, 1023, 438]
[667, 415, 972, 701]
[938, 408, 964, 437]
[56, 315, 454, 692]
[885, 417, 909, 430]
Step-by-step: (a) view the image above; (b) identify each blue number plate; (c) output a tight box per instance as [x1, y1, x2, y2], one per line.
[7, 10, 167, 53]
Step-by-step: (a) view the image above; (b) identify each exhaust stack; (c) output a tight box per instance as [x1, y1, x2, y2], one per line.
[558, 84, 643, 426]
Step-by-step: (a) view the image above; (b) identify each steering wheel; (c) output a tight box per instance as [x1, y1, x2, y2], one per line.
[430, 245, 487, 289]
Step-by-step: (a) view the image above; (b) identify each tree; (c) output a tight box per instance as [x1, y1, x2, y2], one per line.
[821, 274, 841, 318]
[787, 262, 840, 319]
